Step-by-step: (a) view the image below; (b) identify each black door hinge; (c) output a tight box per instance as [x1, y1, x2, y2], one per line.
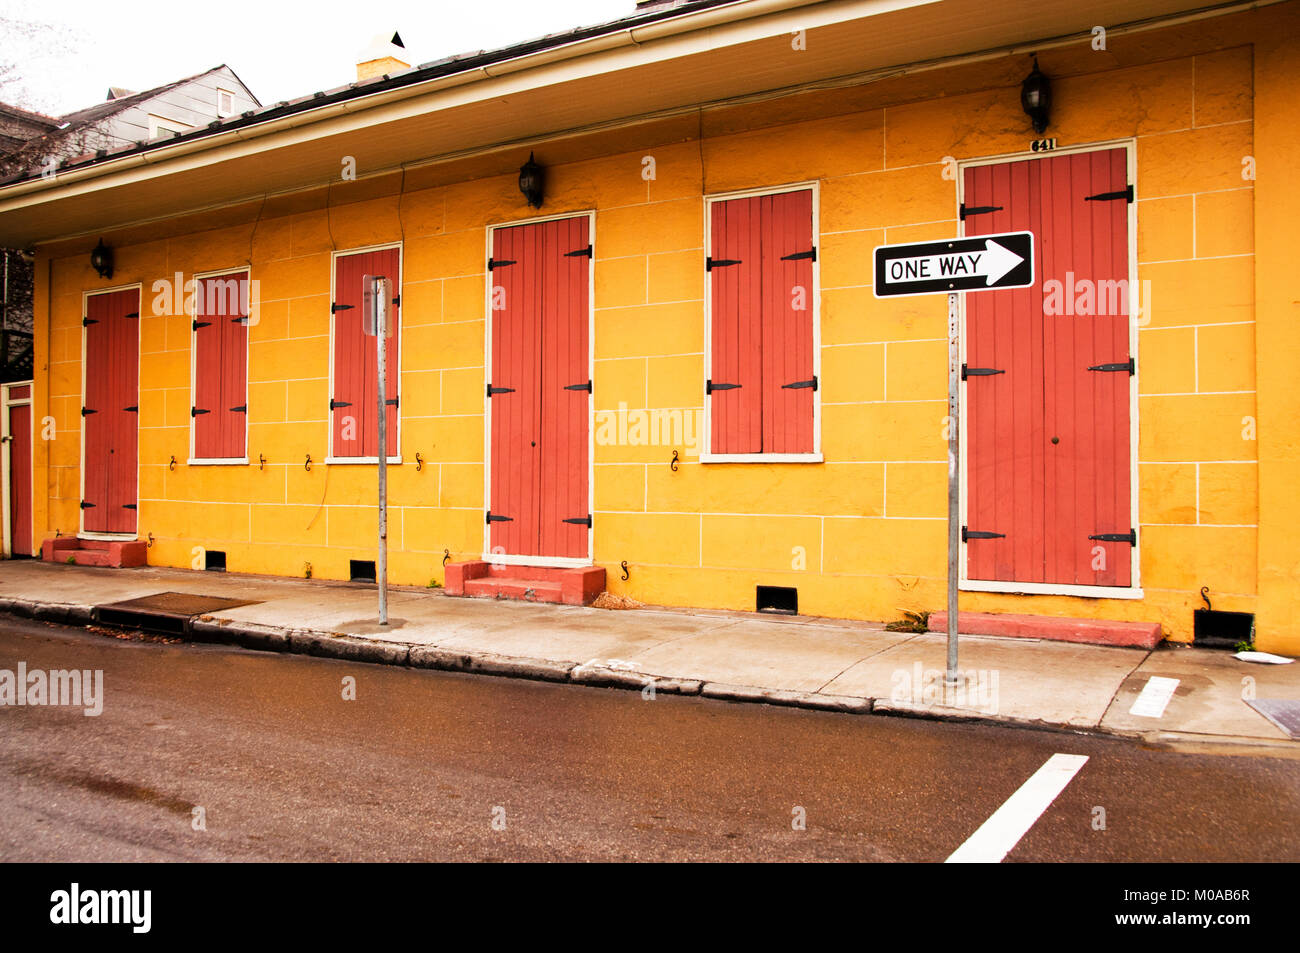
[565, 245, 593, 258]
[706, 258, 742, 271]
[706, 380, 741, 394]
[122, 503, 137, 510]
[1087, 358, 1135, 375]
[329, 399, 352, 410]
[488, 258, 516, 271]
[124, 312, 139, 319]
[487, 384, 515, 397]
[780, 248, 817, 262]
[123, 405, 138, 413]
[80, 501, 95, 509]
[82, 317, 97, 326]
[385, 397, 399, 407]
[960, 204, 1003, 220]
[232, 316, 248, 324]
[81, 407, 96, 416]
[1086, 185, 1134, 204]
[486, 511, 513, 523]
[564, 381, 592, 392]
[782, 377, 818, 391]
[1089, 529, 1137, 546]
[192, 320, 211, 330]
[563, 515, 593, 527]
[230, 405, 247, 413]
[392, 295, 401, 307]
[962, 527, 1006, 541]
[191, 407, 209, 417]
[331, 303, 354, 313]
[962, 365, 1006, 380]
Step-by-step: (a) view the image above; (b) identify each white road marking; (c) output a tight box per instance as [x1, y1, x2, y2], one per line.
[945, 753, 1089, 863]
[1129, 676, 1180, 718]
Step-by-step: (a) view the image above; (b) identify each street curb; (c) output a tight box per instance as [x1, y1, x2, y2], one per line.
[6, 597, 1297, 750]
[701, 682, 872, 713]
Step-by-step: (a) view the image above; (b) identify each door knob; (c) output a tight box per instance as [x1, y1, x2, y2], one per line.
[1051, 436, 1060, 444]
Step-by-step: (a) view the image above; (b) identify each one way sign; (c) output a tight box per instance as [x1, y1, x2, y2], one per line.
[873, 231, 1034, 298]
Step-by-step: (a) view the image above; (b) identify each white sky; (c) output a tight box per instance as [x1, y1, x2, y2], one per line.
[0, 0, 636, 116]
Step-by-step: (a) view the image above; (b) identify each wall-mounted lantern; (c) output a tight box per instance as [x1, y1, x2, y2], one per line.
[518, 152, 544, 209]
[1020, 57, 1052, 134]
[90, 238, 114, 280]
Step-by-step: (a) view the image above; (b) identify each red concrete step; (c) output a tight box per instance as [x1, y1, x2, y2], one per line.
[40, 536, 148, 568]
[463, 577, 565, 603]
[445, 560, 605, 606]
[927, 611, 1161, 649]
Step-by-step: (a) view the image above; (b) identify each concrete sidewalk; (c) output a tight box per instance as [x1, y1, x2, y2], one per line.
[2, 559, 1297, 747]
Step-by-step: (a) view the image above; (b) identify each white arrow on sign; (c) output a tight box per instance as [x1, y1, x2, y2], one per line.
[883, 238, 1025, 287]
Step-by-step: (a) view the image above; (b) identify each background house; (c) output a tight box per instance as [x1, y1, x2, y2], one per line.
[0, 65, 260, 383]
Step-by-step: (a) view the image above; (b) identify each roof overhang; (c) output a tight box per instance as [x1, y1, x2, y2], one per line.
[0, 0, 1266, 247]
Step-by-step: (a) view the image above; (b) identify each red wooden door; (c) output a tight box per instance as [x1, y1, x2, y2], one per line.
[964, 149, 1132, 587]
[193, 272, 249, 459]
[8, 394, 31, 556]
[332, 248, 400, 459]
[83, 288, 139, 534]
[488, 216, 590, 560]
[709, 189, 815, 454]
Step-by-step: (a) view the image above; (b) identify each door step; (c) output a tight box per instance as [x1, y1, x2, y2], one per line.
[927, 611, 1161, 649]
[40, 536, 148, 568]
[444, 561, 605, 606]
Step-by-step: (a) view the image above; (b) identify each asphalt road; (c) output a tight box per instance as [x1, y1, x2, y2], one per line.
[1, 614, 1298, 862]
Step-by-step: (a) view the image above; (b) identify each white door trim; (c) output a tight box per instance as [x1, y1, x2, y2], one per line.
[79, 283, 142, 540]
[482, 209, 596, 565]
[956, 139, 1140, 597]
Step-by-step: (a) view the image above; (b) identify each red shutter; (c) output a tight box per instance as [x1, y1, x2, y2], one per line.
[83, 288, 139, 534]
[9, 402, 31, 555]
[488, 216, 591, 559]
[333, 248, 400, 458]
[193, 272, 248, 460]
[761, 189, 815, 454]
[964, 148, 1131, 587]
[489, 223, 543, 557]
[538, 216, 591, 560]
[709, 196, 763, 453]
[710, 190, 815, 455]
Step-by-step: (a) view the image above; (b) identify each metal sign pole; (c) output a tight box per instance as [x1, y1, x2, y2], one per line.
[946, 291, 960, 686]
[375, 279, 389, 627]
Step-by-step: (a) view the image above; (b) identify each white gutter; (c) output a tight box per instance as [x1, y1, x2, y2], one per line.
[0, 0, 1272, 221]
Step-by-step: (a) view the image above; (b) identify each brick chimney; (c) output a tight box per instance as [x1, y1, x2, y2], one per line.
[356, 31, 410, 82]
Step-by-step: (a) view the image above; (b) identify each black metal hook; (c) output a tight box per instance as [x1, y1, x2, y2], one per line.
[442, 549, 451, 566]
[1200, 586, 1212, 611]
[304, 454, 312, 472]
[416, 452, 423, 471]
[147, 532, 154, 548]
[670, 449, 679, 472]
[620, 560, 629, 581]
[169, 455, 176, 471]
[259, 454, 266, 471]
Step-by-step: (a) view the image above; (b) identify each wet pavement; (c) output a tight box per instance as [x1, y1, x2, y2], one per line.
[1, 615, 1298, 862]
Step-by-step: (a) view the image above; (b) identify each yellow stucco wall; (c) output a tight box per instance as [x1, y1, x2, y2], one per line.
[30, 8, 1299, 653]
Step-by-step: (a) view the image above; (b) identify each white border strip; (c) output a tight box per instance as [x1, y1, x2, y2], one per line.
[1129, 676, 1179, 718]
[945, 753, 1089, 863]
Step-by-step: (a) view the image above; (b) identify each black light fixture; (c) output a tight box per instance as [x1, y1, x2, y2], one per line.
[1020, 57, 1052, 134]
[518, 152, 544, 209]
[89, 238, 114, 280]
